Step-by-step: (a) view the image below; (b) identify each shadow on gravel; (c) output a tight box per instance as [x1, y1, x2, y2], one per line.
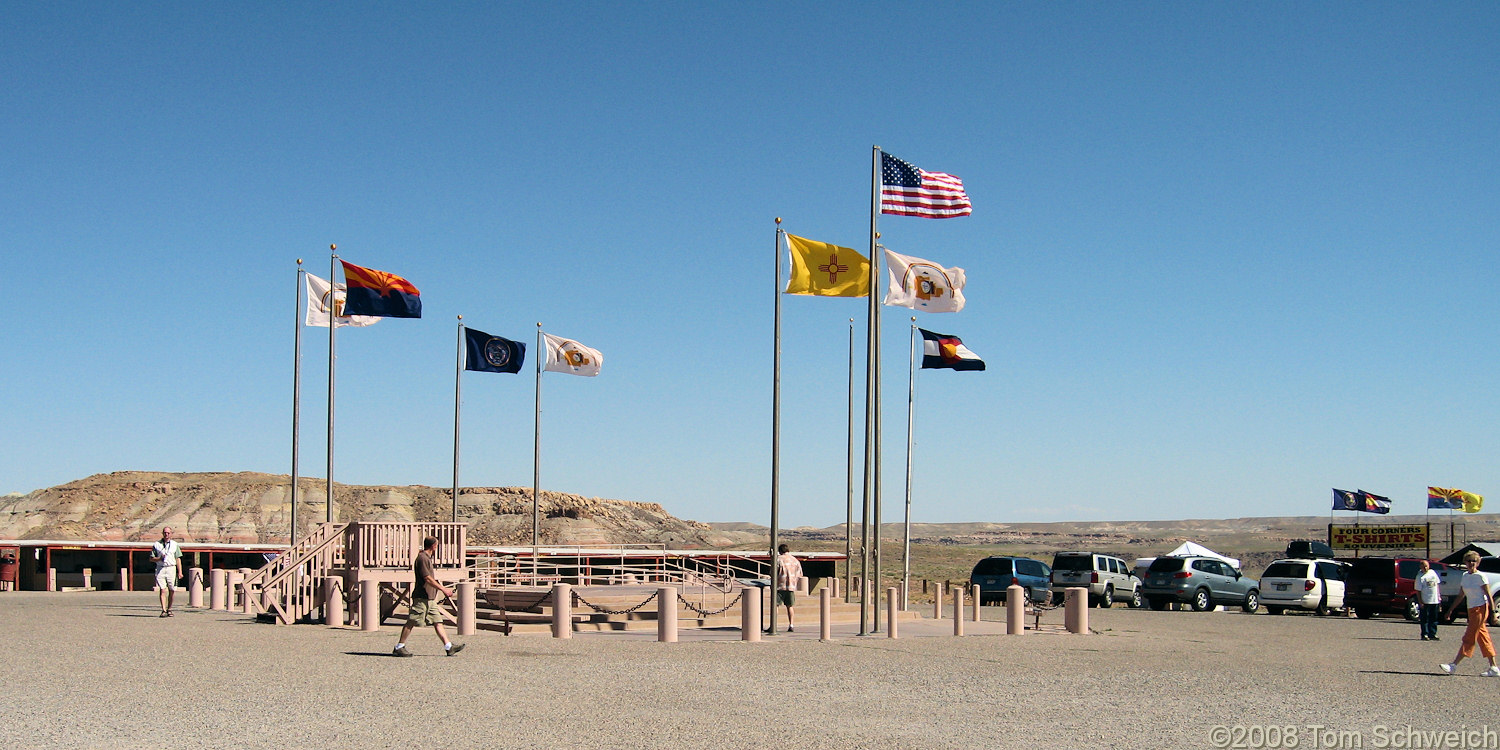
[1354, 636, 1425, 641]
[107, 613, 168, 618]
[1359, 670, 1449, 677]
[346, 651, 409, 658]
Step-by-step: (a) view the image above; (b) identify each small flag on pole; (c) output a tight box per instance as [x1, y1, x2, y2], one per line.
[918, 328, 985, 371]
[1461, 491, 1485, 513]
[464, 328, 525, 374]
[883, 248, 966, 313]
[880, 152, 972, 219]
[304, 273, 380, 327]
[784, 234, 870, 297]
[1428, 487, 1464, 510]
[543, 333, 602, 376]
[340, 261, 422, 318]
[1356, 490, 1392, 514]
[1332, 489, 1360, 511]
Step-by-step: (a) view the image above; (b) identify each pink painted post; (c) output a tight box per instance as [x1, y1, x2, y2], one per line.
[457, 581, 476, 637]
[1006, 584, 1025, 635]
[552, 583, 571, 639]
[886, 587, 899, 639]
[187, 568, 203, 608]
[830, 576, 840, 600]
[933, 581, 945, 620]
[796, 576, 809, 596]
[238, 574, 253, 614]
[741, 585, 761, 642]
[82, 568, 92, 590]
[47, 568, 56, 592]
[972, 584, 981, 622]
[224, 571, 241, 610]
[953, 586, 965, 636]
[119, 567, 129, 592]
[819, 586, 832, 641]
[209, 569, 226, 610]
[359, 579, 380, 632]
[324, 578, 344, 627]
[1065, 586, 1088, 634]
[657, 586, 677, 643]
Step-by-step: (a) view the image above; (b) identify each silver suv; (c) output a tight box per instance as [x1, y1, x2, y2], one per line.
[1051, 552, 1143, 608]
[1141, 556, 1260, 613]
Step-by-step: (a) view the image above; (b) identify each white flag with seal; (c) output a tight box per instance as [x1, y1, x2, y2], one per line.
[882, 248, 966, 313]
[305, 273, 379, 327]
[543, 333, 603, 376]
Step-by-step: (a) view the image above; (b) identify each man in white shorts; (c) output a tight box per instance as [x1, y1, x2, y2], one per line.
[151, 526, 183, 617]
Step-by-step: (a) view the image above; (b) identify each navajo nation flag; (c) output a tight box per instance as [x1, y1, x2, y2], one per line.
[881, 152, 972, 219]
[340, 261, 422, 318]
[918, 328, 985, 371]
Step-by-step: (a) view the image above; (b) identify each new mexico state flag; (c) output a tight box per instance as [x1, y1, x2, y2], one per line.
[785, 234, 869, 297]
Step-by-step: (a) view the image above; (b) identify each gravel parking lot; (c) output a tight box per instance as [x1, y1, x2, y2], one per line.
[2, 592, 1495, 749]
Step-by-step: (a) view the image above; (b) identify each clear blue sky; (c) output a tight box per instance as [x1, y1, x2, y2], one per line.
[3, 3, 1497, 527]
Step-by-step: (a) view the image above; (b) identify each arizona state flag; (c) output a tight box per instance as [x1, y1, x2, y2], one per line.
[918, 328, 985, 371]
[1428, 487, 1464, 510]
[340, 260, 422, 318]
[785, 234, 870, 297]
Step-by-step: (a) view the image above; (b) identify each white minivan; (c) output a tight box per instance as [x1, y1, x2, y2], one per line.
[1260, 558, 1349, 615]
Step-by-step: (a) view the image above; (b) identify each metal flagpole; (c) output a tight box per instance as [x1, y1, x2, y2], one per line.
[770, 218, 783, 636]
[860, 147, 880, 635]
[903, 317, 917, 606]
[533, 322, 543, 579]
[846, 317, 855, 603]
[452, 316, 464, 523]
[326, 245, 338, 524]
[291, 259, 303, 544]
[871, 147, 886, 633]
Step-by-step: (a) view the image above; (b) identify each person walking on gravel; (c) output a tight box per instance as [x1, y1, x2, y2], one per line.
[775, 543, 803, 633]
[392, 536, 464, 657]
[150, 527, 183, 617]
[1415, 559, 1442, 641]
[1440, 551, 1498, 676]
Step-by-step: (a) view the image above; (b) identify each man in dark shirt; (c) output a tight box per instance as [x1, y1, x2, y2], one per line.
[392, 536, 465, 657]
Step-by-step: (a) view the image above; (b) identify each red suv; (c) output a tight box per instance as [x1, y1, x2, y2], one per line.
[1345, 556, 1448, 620]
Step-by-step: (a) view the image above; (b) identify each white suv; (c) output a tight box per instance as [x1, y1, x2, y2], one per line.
[1260, 558, 1349, 615]
[1051, 552, 1143, 608]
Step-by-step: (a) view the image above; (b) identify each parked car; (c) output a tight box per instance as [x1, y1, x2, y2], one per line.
[1345, 557, 1430, 620]
[970, 556, 1051, 605]
[1050, 552, 1143, 608]
[1260, 558, 1350, 615]
[1141, 556, 1260, 613]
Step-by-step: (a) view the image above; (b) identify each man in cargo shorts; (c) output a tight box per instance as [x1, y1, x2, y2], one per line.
[775, 543, 803, 633]
[151, 527, 183, 617]
[393, 536, 464, 657]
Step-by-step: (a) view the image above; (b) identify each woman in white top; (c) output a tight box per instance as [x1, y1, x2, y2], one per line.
[1440, 552, 1498, 676]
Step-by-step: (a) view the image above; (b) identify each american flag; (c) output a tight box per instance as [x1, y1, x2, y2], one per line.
[880, 152, 972, 219]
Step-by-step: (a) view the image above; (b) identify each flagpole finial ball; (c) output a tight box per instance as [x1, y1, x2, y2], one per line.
[457, 314, 462, 320]
[775, 217, 781, 224]
[330, 244, 336, 251]
[297, 258, 302, 265]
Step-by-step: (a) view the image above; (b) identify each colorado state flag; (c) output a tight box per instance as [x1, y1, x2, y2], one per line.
[918, 328, 985, 371]
[340, 260, 422, 318]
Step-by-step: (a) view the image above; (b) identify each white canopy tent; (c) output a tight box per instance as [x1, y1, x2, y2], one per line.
[1163, 541, 1241, 569]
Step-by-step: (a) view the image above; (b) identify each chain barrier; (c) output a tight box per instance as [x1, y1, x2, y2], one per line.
[571, 590, 659, 616]
[677, 590, 744, 617]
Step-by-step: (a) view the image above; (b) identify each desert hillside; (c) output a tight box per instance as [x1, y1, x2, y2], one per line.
[0, 471, 758, 547]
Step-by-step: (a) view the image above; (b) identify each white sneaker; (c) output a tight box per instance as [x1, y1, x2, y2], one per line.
[1440, 663, 1456, 674]
[1483, 666, 1500, 677]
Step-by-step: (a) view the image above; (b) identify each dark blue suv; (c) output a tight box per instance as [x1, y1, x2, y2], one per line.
[970, 556, 1052, 605]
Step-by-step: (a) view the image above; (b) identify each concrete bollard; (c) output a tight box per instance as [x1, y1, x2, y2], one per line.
[224, 570, 241, 610]
[323, 578, 344, 627]
[741, 586, 761, 642]
[830, 577, 840, 600]
[238, 575, 253, 614]
[796, 576, 809, 596]
[972, 584, 981, 622]
[1006, 584, 1025, 635]
[853, 576, 862, 600]
[188, 568, 203, 608]
[210, 569, 226, 610]
[457, 581, 476, 636]
[819, 587, 832, 641]
[934, 582, 945, 620]
[954, 586, 965, 636]
[552, 583, 571, 639]
[359, 579, 380, 632]
[47, 568, 56, 592]
[119, 567, 130, 592]
[658, 586, 677, 643]
[82, 568, 92, 590]
[1065, 587, 1088, 634]
[887, 587, 899, 639]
